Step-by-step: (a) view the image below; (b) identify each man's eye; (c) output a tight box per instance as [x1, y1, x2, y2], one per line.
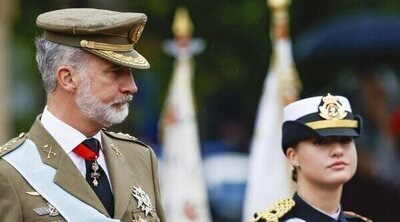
[109, 66, 124, 73]
[110, 69, 122, 74]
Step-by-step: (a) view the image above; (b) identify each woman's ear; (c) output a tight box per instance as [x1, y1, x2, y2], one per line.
[55, 66, 78, 92]
[286, 147, 299, 167]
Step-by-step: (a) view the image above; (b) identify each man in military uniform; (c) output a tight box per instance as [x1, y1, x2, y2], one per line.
[0, 8, 165, 222]
[252, 94, 371, 222]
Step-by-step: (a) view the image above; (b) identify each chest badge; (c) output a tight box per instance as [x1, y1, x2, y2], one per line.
[132, 215, 147, 222]
[132, 186, 154, 216]
[33, 202, 60, 217]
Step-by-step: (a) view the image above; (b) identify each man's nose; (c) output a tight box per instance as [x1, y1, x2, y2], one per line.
[120, 70, 138, 95]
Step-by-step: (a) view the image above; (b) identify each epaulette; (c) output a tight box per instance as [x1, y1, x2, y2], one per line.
[102, 129, 151, 149]
[344, 211, 373, 222]
[0, 132, 27, 157]
[252, 198, 295, 222]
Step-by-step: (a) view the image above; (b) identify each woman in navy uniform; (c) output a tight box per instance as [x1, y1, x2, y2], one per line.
[252, 93, 371, 222]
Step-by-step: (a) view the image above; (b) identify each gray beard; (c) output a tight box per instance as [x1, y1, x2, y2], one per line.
[75, 77, 132, 127]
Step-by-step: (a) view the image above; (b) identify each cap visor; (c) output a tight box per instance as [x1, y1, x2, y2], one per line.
[84, 48, 150, 69]
[316, 128, 360, 138]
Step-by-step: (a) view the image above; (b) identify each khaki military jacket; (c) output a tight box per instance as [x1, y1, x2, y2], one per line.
[0, 117, 165, 222]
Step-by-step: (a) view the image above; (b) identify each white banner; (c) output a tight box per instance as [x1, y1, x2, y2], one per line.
[160, 45, 211, 222]
[242, 39, 298, 222]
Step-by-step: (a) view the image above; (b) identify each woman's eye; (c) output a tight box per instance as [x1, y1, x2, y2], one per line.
[339, 137, 352, 144]
[313, 139, 327, 145]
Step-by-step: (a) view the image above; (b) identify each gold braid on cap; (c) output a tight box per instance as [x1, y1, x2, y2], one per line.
[305, 93, 358, 130]
[80, 40, 133, 52]
[92, 49, 149, 67]
[251, 198, 295, 222]
[306, 119, 358, 130]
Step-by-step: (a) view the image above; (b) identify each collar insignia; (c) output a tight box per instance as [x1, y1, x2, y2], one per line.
[132, 186, 154, 216]
[319, 93, 347, 120]
[43, 145, 57, 159]
[110, 144, 122, 156]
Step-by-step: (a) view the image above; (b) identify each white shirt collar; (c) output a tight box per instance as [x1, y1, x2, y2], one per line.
[310, 201, 341, 220]
[330, 205, 341, 220]
[41, 106, 102, 154]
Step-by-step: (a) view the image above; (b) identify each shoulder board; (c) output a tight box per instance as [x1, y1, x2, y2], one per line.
[0, 133, 27, 157]
[344, 211, 373, 222]
[252, 198, 295, 222]
[102, 130, 151, 149]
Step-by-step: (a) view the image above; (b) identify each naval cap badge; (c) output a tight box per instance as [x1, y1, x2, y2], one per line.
[319, 93, 347, 120]
[132, 186, 154, 216]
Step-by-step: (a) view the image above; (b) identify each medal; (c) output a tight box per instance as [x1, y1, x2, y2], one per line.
[132, 215, 147, 222]
[132, 186, 154, 216]
[75, 143, 102, 187]
[90, 156, 101, 186]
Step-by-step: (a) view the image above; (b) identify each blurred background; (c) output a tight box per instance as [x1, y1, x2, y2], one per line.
[1, 0, 400, 221]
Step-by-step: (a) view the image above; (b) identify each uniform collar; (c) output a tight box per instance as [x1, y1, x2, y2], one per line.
[41, 106, 102, 154]
[288, 192, 347, 222]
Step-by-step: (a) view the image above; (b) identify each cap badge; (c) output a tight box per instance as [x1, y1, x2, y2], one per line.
[319, 93, 347, 120]
[130, 22, 146, 44]
[132, 186, 154, 216]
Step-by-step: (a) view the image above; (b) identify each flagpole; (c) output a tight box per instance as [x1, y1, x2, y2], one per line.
[160, 7, 210, 222]
[242, 0, 301, 221]
[268, 0, 302, 103]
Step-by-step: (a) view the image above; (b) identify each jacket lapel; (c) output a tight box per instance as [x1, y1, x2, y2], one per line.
[28, 117, 109, 217]
[101, 132, 135, 219]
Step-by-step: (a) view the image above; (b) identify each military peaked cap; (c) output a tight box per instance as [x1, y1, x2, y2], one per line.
[36, 8, 150, 69]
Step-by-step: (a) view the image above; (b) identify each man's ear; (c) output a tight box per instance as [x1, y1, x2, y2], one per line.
[55, 66, 78, 92]
[286, 147, 299, 167]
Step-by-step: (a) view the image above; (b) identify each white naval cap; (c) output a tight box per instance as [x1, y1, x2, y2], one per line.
[281, 93, 362, 153]
[284, 95, 352, 122]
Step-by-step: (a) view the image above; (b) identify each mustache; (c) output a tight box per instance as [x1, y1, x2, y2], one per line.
[114, 95, 133, 104]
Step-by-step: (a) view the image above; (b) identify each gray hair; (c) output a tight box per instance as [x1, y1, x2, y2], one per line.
[35, 37, 89, 93]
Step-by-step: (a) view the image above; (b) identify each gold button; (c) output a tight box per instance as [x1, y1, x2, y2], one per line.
[80, 40, 88, 47]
